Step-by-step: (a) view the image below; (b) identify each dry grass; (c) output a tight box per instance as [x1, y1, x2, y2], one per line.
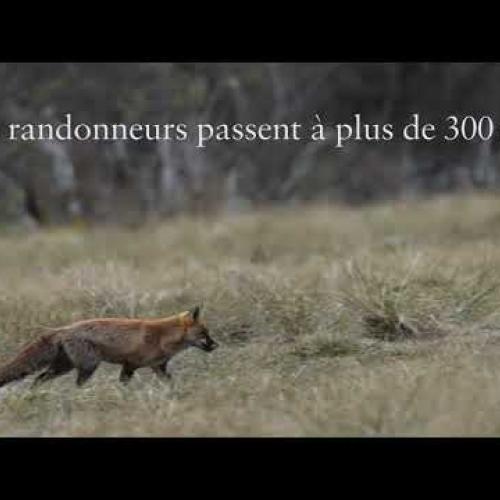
[3, 194, 500, 435]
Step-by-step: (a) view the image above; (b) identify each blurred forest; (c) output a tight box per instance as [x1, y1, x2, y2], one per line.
[2, 62, 500, 227]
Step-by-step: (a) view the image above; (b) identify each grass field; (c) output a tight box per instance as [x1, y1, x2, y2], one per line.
[3, 194, 500, 436]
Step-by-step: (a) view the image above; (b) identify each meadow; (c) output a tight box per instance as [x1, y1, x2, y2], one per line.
[2, 194, 500, 436]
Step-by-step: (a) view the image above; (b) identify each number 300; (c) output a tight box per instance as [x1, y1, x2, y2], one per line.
[444, 115, 494, 141]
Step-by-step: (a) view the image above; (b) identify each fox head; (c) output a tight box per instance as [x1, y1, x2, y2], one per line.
[179, 306, 218, 352]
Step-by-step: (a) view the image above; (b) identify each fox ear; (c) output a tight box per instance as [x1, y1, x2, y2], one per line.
[188, 305, 201, 322]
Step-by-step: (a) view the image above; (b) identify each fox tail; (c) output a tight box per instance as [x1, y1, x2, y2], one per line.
[0, 334, 59, 388]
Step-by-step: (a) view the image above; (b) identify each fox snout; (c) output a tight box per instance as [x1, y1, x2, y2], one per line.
[204, 339, 218, 352]
[201, 334, 218, 352]
[196, 330, 218, 352]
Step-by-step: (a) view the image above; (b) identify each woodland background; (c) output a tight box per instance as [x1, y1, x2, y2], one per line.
[1, 62, 500, 227]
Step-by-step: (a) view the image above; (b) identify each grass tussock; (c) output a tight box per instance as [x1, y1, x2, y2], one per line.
[2, 194, 500, 435]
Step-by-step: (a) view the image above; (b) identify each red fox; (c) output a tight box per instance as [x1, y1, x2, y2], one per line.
[0, 306, 218, 388]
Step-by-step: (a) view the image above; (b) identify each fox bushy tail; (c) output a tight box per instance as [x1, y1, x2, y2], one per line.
[0, 334, 59, 388]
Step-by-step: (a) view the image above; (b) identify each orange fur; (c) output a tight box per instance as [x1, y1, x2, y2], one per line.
[0, 306, 217, 388]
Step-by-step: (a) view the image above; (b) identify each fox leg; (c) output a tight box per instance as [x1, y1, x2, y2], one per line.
[152, 360, 172, 380]
[62, 338, 100, 387]
[119, 364, 136, 385]
[33, 363, 73, 386]
[32, 349, 74, 387]
[75, 366, 98, 386]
